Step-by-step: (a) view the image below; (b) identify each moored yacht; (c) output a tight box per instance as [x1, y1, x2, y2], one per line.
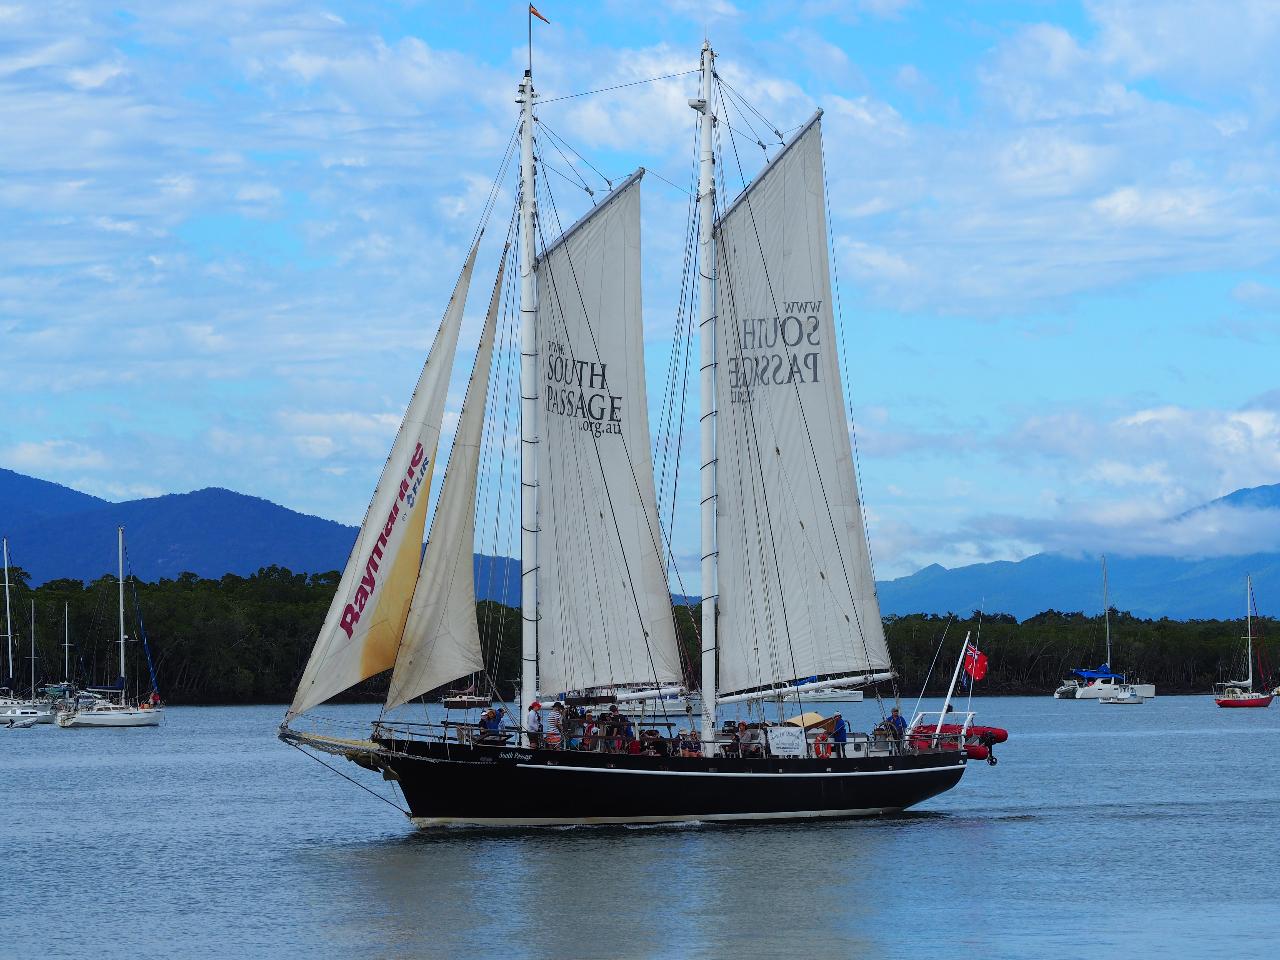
[1, 539, 54, 724]
[1054, 557, 1155, 700]
[57, 527, 163, 729]
[1214, 577, 1274, 708]
[280, 33, 1003, 825]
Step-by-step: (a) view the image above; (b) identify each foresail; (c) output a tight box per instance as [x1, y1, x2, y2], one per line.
[535, 172, 683, 695]
[384, 254, 505, 709]
[287, 241, 480, 719]
[713, 115, 891, 696]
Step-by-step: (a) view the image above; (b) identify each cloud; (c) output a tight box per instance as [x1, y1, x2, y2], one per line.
[4, 440, 106, 471]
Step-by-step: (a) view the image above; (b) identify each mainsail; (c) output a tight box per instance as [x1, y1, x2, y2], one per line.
[287, 241, 480, 718]
[534, 172, 683, 695]
[713, 115, 891, 696]
[384, 255, 506, 709]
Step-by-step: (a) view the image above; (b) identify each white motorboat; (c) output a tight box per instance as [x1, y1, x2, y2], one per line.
[1, 701, 52, 724]
[5, 715, 39, 729]
[57, 700, 162, 728]
[1099, 684, 1145, 705]
[56, 527, 164, 730]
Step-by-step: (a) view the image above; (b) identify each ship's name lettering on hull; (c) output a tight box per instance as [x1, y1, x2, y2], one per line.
[726, 301, 824, 404]
[338, 440, 426, 638]
[544, 338, 624, 437]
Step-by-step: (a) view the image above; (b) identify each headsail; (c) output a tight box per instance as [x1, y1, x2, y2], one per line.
[713, 115, 891, 696]
[384, 253, 506, 709]
[287, 241, 480, 719]
[534, 172, 683, 695]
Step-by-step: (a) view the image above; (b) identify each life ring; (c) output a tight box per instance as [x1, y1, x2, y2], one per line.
[814, 733, 832, 758]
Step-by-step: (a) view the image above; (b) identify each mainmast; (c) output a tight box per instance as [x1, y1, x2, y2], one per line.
[3, 537, 12, 687]
[118, 526, 126, 689]
[692, 41, 718, 745]
[64, 602, 70, 683]
[518, 69, 540, 717]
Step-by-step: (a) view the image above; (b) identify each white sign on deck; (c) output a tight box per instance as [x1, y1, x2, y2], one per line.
[765, 725, 807, 758]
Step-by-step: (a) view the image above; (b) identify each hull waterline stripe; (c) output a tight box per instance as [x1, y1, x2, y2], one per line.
[513, 761, 966, 778]
[411, 806, 898, 827]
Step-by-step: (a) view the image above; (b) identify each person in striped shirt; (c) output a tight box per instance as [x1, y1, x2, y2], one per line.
[544, 701, 564, 748]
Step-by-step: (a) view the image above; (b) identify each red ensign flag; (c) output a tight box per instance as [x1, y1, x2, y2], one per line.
[963, 643, 989, 681]
[530, 4, 550, 23]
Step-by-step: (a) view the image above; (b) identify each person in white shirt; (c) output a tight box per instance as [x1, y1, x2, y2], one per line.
[525, 700, 543, 749]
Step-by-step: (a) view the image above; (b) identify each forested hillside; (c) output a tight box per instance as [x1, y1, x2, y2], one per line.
[3, 565, 1271, 704]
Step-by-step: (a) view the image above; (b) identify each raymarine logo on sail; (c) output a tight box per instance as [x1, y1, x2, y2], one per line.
[338, 441, 427, 638]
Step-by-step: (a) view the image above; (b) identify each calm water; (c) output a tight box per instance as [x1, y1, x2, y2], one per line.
[4, 696, 1278, 959]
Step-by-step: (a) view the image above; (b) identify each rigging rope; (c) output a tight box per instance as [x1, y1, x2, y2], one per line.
[537, 120, 616, 192]
[287, 740, 409, 816]
[539, 69, 699, 104]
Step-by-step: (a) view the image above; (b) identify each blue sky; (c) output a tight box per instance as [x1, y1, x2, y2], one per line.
[2, 0, 1279, 580]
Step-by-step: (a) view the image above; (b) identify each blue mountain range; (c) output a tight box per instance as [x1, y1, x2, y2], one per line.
[2, 467, 1277, 619]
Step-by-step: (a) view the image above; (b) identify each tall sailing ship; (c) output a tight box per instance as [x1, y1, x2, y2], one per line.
[281, 38, 998, 825]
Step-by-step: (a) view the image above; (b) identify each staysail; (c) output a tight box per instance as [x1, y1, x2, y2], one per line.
[384, 254, 506, 709]
[287, 241, 480, 719]
[534, 172, 683, 695]
[713, 115, 891, 696]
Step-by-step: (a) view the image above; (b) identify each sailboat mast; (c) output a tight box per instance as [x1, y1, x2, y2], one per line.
[517, 69, 540, 717]
[64, 602, 70, 683]
[1102, 555, 1111, 666]
[2, 537, 12, 686]
[692, 41, 718, 746]
[1245, 575, 1253, 690]
[118, 526, 126, 688]
[29, 599, 35, 698]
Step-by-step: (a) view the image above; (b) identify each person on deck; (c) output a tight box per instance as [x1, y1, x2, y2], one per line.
[739, 721, 765, 759]
[479, 707, 505, 732]
[603, 704, 623, 748]
[832, 712, 848, 758]
[622, 718, 639, 754]
[888, 707, 908, 739]
[525, 701, 543, 749]
[580, 712, 598, 751]
[544, 701, 564, 748]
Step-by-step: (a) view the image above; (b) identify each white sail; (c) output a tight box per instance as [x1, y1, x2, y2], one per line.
[384, 254, 505, 710]
[534, 172, 683, 695]
[713, 115, 891, 696]
[287, 241, 480, 719]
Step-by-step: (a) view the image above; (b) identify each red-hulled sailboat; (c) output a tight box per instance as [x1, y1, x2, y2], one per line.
[1214, 577, 1274, 708]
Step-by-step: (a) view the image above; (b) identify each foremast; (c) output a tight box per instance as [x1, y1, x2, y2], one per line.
[517, 70, 540, 718]
[692, 42, 718, 746]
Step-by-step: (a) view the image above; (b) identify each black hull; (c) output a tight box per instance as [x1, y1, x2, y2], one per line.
[374, 739, 967, 826]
